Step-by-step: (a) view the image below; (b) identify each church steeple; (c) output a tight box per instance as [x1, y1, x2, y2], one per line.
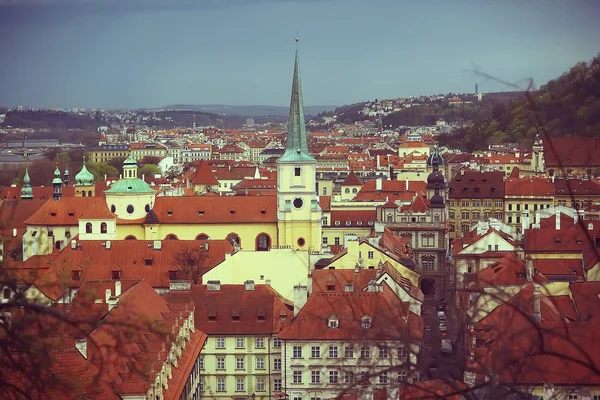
[52, 164, 63, 200]
[278, 38, 315, 164]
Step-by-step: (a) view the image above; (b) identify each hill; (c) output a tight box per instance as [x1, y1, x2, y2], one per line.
[159, 104, 337, 117]
[438, 54, 600, 151]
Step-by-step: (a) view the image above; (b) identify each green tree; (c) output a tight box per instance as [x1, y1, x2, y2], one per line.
[139, 164, 160, 178]
[108, 157, 126, 173]
[86, 162, 118, 181]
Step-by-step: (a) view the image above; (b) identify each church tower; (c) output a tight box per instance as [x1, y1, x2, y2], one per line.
[52, 165, 63, 201]
[21, 168, 33, 200]
[276, 39, 322, 251]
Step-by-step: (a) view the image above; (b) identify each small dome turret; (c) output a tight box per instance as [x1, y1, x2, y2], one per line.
[430, 193, 445, 208]
[21, 168, 33, 199]
[75, 160, 95, 186]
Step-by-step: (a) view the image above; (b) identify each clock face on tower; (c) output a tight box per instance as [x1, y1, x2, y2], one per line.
[293, 198, 304, 209]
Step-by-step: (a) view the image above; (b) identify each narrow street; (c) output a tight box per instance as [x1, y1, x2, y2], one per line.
[418, 295, 465, 381]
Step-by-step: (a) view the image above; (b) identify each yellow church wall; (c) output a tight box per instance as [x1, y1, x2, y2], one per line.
[202, 249, 309, 300]
[527, 253, 581, 260]
[105, 193, 156, 220]
[122, 223, 278, 249]
[277, 220, 321, 251]
[23, 225, 77, 261]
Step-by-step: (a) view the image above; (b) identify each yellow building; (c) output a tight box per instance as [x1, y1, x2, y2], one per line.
[87, 144, 130, 163]
[165, 281, 293, 400]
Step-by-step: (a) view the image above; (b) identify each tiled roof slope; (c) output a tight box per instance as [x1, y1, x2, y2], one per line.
[449, 170, 505, 199]
[24, 197, 111, 226]
[279, 288, 422, 341]
[310, 269, 377, 293]
[151, 195, 277, 223]
[165, 283, 293, 335]
[543, 137, 600, 168]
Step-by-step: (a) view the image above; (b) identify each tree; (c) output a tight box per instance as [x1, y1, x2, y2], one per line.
[170, 244, 209, 284]
[86, 162, 118, 181]
[107, 157, 126, 173]
[139, 164, 160, 178]
[138, 156, 162, 165]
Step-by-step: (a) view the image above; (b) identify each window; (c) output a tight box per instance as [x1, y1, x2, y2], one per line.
[253, 337, 264, 349]
[421, 235, 435, 247]
[461, 200, 469, 207]
[111, 270, 121, 280]
[378, 372, 388, 384]
[360, 346, 370, 358]
[322, 236, 328, 244]
[329, 370, 339, 384]
[516, 204, 521, 211]
[72, 270, 81, 281]
[344, 346, 354, 358]
[483, 200, 492, 207]
[483, 211, 491, 219]
[495, 200, 503, 207]
[361, 316, 372, 329]
[472, 212, 480, 220]
[293, 370, 302, 384]
[273, 337, 281, 348]
[85, 222, 92, 234]
[311, 346, 321, 358]
[311, 370, 321, 384]
[127, 205, 134, 214]
[345, 188, 350, 194]
[323, 187, 327, 195]
[216, 338, 225, 349]
[329, 345, 339, 358]
[236, 377, 245, 392]
[217, 377, 226, 392]
[293, 345, 302, 358]
[461, 212, 469, 220]
[328, 318, 339, 328]
[216, 356, 225, 370]
[367, 251, 374, 259]
[100, 222, 107, 233]
[461, 224, 470, 232]
[449, 211, 455, 219]
[352, 188, 358, 194]
[568, 395, 578, 400]
[199, 356, 204, 370]
[235, 357, 245, 370]
[144, 258, 152, 266]
[199, 376, 205, 392]
[236, 337, 245, 348]
[397, 370, 407, 383]
[254, 356, 265, 370]
[48, 229, 54, 237]
[495, 212, 503, 219]
[334, 237, 340, 246]
[294, 167, 301, 177]
[293, 198, 304, 209]
[343, 371, 354, 384]
[256, 377, 266, 392]
[273, 358, 281, 371]
[378, 347, 389, 358]
[397, 345, 407, 359]
[422, 258, 434, 270]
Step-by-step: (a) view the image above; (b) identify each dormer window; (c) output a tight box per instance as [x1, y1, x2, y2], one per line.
[72, 270, 81, 281]
[361, 315, 372, 329]
[346, 221, 351, 226]
[328, 316, 339, 329]
[326, 284, 335, 292]
[232, 307, 240, 321]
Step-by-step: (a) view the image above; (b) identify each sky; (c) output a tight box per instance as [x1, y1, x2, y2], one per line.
[0, 0, 599, 110]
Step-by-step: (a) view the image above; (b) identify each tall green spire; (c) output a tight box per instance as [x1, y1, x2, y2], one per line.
[278, 38, 315, 163]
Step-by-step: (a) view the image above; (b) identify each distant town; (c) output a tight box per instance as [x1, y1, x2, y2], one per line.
[1, 49, 600, 400]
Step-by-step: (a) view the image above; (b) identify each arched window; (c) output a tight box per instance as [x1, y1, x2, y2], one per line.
[196, 234, 209, 241]
[352, 188, 358, 194]
[88, 190, 92, 197]
[82, 191, 86, 197]
[100, 222, 107, 234]
[344, 188, 350, 194]
[124, 235, 137, 240]
[226, 233, 241, 248]
[85, 222, 92, 234]
[255, 233, 271, 251]
[294, 167, 301, 177]
[165, 234, 178, 240]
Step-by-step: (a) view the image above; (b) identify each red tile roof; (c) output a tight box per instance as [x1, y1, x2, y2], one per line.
[189, 160, 219, 185]
[543, 137, 600, 168]
[24, 197, 111, 226]
[319, 196, 331, 212]
[150, 195, 276, 224]
[341, 171, 363, 186]
[505, 177, 553, 196]
[310, 269, 377, 293]
[474, 253, 549, 287]
[330, 209, 376, 228]
[449, 171, 505, 199]
[279, 289, 422, 341]
[164, 284, 293, 335]
[399, 379, 468, 400]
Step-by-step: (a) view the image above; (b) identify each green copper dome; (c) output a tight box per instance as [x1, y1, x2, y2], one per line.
[52, 165, 63, 185]
[105, 178, 155, 194]
[123, 153, 138, 166]
[21, 168, 33, 199]
[75, 160, 94, 186]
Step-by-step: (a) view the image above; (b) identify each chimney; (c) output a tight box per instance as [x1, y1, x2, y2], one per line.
[521, 211, 530, 233]
[367, 278, 380, 292]
[345, 283, 354, 292]
[293, 285, 308, 316]
[376, 178, 382, 192]
[115, 280, 121, 297]
[265, 279, 271, 286]
[556, 212, 560, 230]
[526, 256, 534, 283]
[105, 288, 111, 303]
[204, 241, 209, 251]
[12, 228, 17, 237]
[153, 240, 162, 250]
[244, 280, 255, 291]
[207, 280, 221, 291]
[405, 178, 409, 191]
[533, 284, 541, 323]
[551, 175, 555, 183]
[75, 338, 87, 359]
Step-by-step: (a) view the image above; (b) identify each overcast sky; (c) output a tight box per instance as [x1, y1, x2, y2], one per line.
[0, 0, 598, 109]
